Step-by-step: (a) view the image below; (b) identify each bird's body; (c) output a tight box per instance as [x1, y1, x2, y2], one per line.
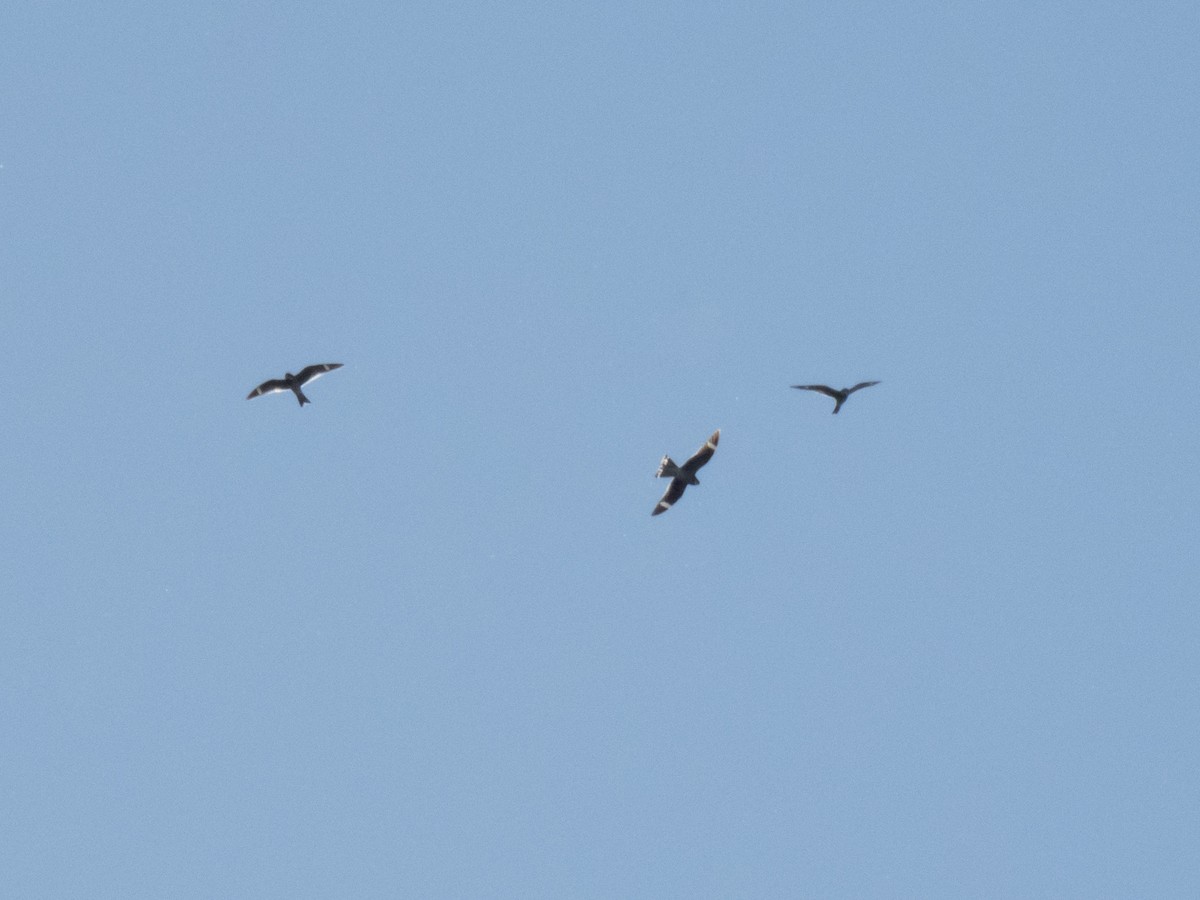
[652, 429, 720, 516]
[247, 363, 343, 406]
[791, 381, 880, 414]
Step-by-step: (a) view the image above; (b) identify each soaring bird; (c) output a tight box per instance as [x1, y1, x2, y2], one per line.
[791, 381, 880, 414]
[247, 363, 343, 406]
[652, 429, 720, 516]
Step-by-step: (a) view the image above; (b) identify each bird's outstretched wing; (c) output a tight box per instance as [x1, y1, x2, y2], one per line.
[652, 479, 687, 516]
[791, 384, 840, 398]
[247, 379, 290, 399]
[847, 380, 881, 394]
[681, 429, 720, 475]
[296, 363, 343, 385]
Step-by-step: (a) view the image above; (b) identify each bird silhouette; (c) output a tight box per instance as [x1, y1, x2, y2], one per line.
[247, 363, 343, 406]
[791, 381, 880, 414]
[652, 429, 720, 516]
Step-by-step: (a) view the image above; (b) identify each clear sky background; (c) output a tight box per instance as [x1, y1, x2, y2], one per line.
[3, 3, 1198, 897]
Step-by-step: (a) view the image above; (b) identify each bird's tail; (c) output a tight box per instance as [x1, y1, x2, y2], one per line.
[656, 456, 679, 478]
[295, 390, 310, 407]
[832, 400, 842, 414]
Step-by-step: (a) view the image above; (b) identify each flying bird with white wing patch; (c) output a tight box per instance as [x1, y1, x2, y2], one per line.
[652, 429, 720, 516]
[790, 381, 880, 414]
[247, 363, 343, 407]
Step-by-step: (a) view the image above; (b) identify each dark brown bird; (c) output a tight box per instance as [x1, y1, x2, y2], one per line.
[652, 429, 720, 516]
[247, 363, 343, 406]
[791, 381, 880, 414]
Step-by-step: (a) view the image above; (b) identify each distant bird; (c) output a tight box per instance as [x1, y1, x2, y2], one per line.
[652, 429, 720, 516]
[247, 363, 343, 406]
[791, 381, 880, 414]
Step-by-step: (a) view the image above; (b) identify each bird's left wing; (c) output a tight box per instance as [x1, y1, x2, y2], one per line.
[296, 363, 344, 385]
[652, 479, 687, 516]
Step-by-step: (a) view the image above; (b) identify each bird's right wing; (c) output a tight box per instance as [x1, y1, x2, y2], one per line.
[247, 379, 290, 399]
[682, 429, 720, 474]
[847, 380, 881, 394]
[791, 384, 838, 398]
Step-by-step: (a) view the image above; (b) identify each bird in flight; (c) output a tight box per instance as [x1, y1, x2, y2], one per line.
[791, 381, 880, 414]
[247, 363, 343, 406]
[652, 429, 720, 516]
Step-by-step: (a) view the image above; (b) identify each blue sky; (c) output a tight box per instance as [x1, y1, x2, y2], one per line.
[3, 2, 1199, 897]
